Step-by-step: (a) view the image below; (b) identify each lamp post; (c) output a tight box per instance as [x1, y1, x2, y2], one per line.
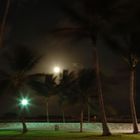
[20, 98, 29, 133]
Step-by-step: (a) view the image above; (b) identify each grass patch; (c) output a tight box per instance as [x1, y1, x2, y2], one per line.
[0, 130, 139, 140]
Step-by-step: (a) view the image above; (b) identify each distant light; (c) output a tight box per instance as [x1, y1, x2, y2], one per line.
[21, 99, 29, 106]
[53, 66, 60, 74]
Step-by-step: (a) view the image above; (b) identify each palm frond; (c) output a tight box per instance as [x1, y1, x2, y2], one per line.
[28, 80, 48, 96]
[4, 45, 41, 73]
[102, 33, 129, 59]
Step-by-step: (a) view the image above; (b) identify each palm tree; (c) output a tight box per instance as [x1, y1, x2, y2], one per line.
[44, 74, 56, 122]
[28, 73, 56, 122]
[57, 70, 76, 123]
[0, 44, 42, 133]
[103, 31, 140, 134]
[58, 95, 68, 123]
[58, 69, 96, 132]
[53, 0, 119, 135]
[76, 69, 96, 132]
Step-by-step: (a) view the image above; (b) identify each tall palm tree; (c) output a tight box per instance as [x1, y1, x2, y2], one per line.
[53, 0, 120, 135]
[0, 44, 42, 133]
[103, 31, 140, 134]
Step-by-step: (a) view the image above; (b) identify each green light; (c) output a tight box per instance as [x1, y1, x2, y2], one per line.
[21, 99, 29, 106]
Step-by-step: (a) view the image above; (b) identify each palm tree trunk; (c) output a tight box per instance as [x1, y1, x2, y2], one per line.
[46, 98, 49, 122]
[80, 109, 84, 132]
[94, 47, 111, 136]
[21, 108, 28, 133]
[21, 117, 28, 133]
[0, 0, 10, 47]
[130, 69, 139, 134]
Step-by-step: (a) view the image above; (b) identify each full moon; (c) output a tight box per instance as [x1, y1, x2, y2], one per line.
[53, 66, 61, 74]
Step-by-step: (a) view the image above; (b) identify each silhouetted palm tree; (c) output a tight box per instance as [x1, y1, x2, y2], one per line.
[28, 73, 57, 122]
[44, 74, 56, 122]
[58, 69, 96, 132]
[54, 0, 120, 135]
[104, 31, 140, 134]
[0, 44, 42, 133]
[76, 69, 96, 132]
[56, 0, 140, 134]
[58, 95, 67, 123]
[57, 70, 76, 123]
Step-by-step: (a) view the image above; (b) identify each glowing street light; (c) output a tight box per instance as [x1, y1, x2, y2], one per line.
[21, 99, 29, 107]
[19, 97, 30, 133]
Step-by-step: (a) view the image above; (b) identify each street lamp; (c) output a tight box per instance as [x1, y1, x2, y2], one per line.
[21, 99, 29, 107]
[19, 98, 29, 133]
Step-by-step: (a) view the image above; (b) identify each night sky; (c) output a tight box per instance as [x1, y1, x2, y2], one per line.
[0, 0, 140, 119]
